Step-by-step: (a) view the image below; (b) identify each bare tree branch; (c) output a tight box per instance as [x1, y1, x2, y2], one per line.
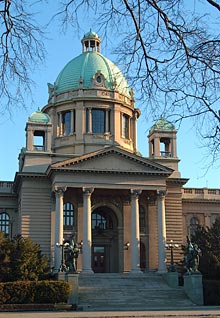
[0, 0, 45, 116]
[206, 0, 220, 11]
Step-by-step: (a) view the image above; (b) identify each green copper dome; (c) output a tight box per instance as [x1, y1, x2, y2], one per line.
[150, 118, 175, 132]
[29, 108, 50, 123]
[83, 29, 99, 39]
[54, 51, 130, 96]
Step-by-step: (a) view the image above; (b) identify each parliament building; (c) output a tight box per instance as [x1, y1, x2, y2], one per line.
[0, 30, 220, 274]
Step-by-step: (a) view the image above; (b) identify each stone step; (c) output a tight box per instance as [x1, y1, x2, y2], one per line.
[78, 273, 195, 311]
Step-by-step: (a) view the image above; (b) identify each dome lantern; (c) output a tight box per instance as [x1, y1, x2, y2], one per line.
[81, 28, 101, 53]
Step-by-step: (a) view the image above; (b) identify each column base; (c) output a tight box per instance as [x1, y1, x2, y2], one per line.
[81, 269, 94, 274]
[130, 269, 143, 274]
[157, 269, 167, 274]
[156, 270, 167, 275]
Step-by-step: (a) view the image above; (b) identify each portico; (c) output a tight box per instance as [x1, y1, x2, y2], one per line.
[52, 146, 171, 273]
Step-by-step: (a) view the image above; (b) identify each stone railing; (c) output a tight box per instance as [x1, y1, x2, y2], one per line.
[182, 188, 220, 200]
[0, 181, 14, 194]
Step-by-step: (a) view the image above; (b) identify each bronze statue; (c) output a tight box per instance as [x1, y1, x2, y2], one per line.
[65, 239, 80, 273]
[185, 236, 201, 273]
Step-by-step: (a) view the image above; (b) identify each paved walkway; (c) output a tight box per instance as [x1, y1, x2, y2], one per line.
[1, 308, 220, 318]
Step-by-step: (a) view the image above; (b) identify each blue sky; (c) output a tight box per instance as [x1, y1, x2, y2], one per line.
[0, 1, 219, 188]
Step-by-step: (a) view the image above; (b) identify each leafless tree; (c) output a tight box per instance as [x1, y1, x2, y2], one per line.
[1, 1, 219, 164]
[58, 0, 220, 164]
[0, 0, 45, 116]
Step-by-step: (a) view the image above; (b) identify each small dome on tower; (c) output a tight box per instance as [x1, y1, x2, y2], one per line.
[150, 118, 175, 132]
[29, 108, 50, 123]
[83, 29, 99, 39]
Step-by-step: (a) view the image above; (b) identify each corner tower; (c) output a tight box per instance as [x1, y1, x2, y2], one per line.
[148, 118, 180, 178]
[43, 30, 140, 158]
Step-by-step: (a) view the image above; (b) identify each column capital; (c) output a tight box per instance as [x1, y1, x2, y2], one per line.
[157, 190, 167, 198]
[54, 186, 67, 196]
[83, 187, 94, 195]
[133, 108, 141, 120]
[130, 189, 142, 197]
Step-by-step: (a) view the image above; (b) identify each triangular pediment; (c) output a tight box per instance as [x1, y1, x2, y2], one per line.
[50, 146, 173, 176]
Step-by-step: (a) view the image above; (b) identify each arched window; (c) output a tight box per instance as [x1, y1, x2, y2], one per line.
[63, 203, 75, 230]
[92, 212, 113, 230]
[0, 213, 10, 237]
[189, 217, 199, 237]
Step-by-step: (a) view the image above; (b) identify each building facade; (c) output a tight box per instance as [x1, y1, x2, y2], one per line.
[0, 30, 220, 273]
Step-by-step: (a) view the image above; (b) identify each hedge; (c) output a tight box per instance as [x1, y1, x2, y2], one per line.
[0, 280, 71, 304]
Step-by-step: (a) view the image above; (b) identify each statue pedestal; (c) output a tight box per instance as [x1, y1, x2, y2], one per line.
[57, 272, 79, 307]
[66, 273, 79, 306]
[163, 271, 179, 288]
[184, 273, 203, 305]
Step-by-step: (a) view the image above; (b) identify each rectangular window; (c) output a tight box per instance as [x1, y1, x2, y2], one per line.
[92, 109, 105, 133]
[62, 111, 71, 136]
[86, 108, 105, 134]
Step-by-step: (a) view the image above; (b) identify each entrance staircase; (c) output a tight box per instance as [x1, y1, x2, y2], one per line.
[78, 273, 195, 311]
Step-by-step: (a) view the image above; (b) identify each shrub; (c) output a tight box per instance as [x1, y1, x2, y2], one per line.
[0, 280, 71, 304]
[203, 280, 220, 305]
[0, 234, 49, 282]
[33, 281, 71, 304]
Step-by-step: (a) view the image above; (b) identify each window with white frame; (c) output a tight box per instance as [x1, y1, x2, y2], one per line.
[0, 213, 10, 237]
[63, 203, 75, 230]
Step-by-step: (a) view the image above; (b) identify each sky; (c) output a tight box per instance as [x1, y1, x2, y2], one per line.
[0, 1, 219, 189]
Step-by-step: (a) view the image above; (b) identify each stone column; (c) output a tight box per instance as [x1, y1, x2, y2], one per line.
[54, 186, 66, 271]
[105, 109, 110, 134]
[82, 187, 94, 273]
[157, 190, 167, 273]
[58, 113, 62, 136]
[133, 109, 140, 153]
[130, 189, 142, 273]
[204, 213, 211, 228]
[87, 108, 92, 133]
[70, 110, 74, 134]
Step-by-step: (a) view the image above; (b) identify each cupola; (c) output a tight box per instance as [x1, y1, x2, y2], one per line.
[26, 108, 52, 152]
[148, 118, 180, 177]
[81, 29, 101, 52]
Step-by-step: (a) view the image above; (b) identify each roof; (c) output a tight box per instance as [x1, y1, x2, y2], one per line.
[49, 146, 173, 177]
[29, 108, 50, 123]
[53, 51, 131, 97]
[150, 118, 175, 132]
[82, 29, 100, 39]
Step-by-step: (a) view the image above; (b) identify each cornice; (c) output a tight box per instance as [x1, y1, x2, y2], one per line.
[166, 178, 189, 185]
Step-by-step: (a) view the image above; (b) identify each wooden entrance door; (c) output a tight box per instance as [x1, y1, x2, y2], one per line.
[92, 246, 105, 273]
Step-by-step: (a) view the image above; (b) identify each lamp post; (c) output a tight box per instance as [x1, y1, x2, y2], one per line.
[165, 240, 179, 272]
[56, 240, 69, 272]
[56, 238, 83, 273]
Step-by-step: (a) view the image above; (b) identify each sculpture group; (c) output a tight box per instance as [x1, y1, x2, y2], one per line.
[185, 236, 201, 273]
